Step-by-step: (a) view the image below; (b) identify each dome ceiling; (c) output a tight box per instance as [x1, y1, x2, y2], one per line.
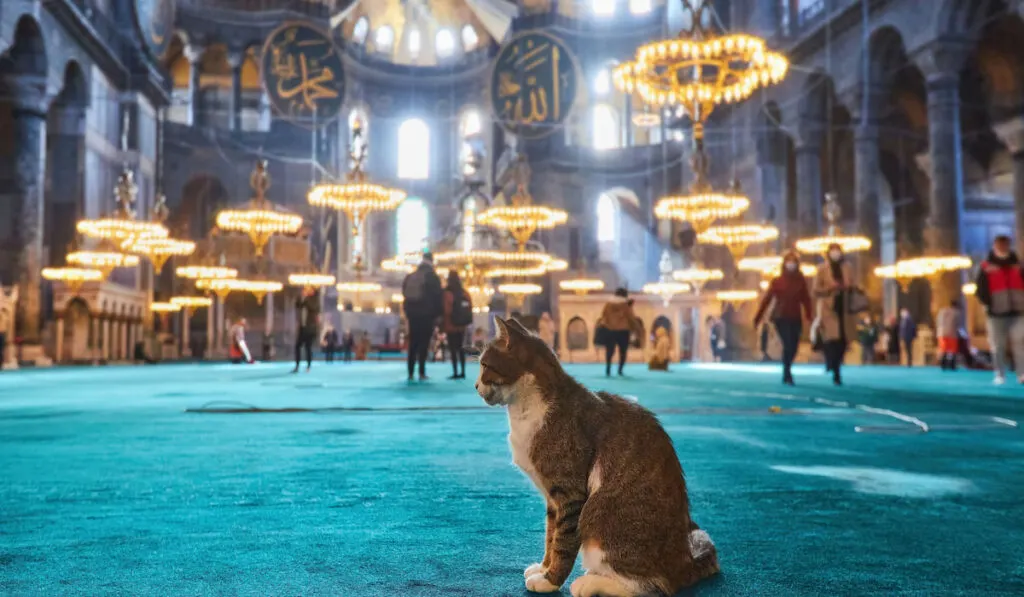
[335, 0, 517, 67]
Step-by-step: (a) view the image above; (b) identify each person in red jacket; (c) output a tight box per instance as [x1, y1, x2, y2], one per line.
[753, 251, 813, 385]
[974, 235, 1024, 385]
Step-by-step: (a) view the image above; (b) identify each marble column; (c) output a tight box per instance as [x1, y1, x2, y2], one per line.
[206, 298, 215, 359]
[45, 104, 87, 265]
[794, 138, 823, 237]
[182, 309, 191, 357]
[5, 76, 50, 349]
[91, 316, 100, 363]
[55, 316, 64, 363]
[993, 117, 1024, 240]
[185, 45, 204, 127]
[918, 39, 970, 307]
[102, 318, 111, 362]
[228, 50, 244, 131]
[854, 122, 884, 301]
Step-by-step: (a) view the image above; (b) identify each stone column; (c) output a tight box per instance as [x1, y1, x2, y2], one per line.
[91, 316, 100, 363]
[55, 316, 64, 363]
[127, 321, 136, 360]
[182, 309, 191, 357]
[993, 117, 1024, 240]
[854, 122, 883, 299]
[206, 298, 215, 359]
[794, 136, 823, 237]
[917, 39, 970, 307]
[102, 318, 111, 362]
[45, 104, 87, 266]
[5, 76, 50, 353]
[228, 50, 244, 131]
[184, 45, 204, 127]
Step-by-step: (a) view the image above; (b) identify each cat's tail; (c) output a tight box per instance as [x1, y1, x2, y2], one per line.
[687, 521, 720, 581]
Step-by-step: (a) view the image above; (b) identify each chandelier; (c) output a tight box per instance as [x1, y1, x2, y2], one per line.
[41, 267, 103, 293]
[738, 256, 817, 278]
[288, 273, 337, 287]
[196, 277, 282, 303]
[150, 302, 182, 313]
[874, 256, 972, 291]
[170, 296, 213, 313]
[559, 278, 605, 295]
[66, 250, 140, 279]
[699, 223, 779, 262]
[644, 250, 691, 306]
[671, 266, 724, 293]
[120, 194, 196, 273]
[795, 193, 872, 255]
[176, 265, 239, 281]
[309, 117, 405, 271]
[216, 160, 304, 256]
[477, 156, 568, 251]
[715, 289, 759, 302]
[498, 282, 543, 297]
[612, 1, 788, 123]
[77, 169, 169, 242]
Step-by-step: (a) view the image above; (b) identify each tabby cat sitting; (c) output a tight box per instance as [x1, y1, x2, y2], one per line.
[475, 317, 718, 597]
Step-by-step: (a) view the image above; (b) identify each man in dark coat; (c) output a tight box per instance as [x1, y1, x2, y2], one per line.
[402, 252, 443, 381]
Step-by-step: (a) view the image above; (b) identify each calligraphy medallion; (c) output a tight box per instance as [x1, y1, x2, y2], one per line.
[261, 22, 345, 128]
[489, 30, 579, 139]
[133, 0, 175, 58]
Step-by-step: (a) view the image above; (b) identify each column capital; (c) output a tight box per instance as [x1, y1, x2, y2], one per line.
[227, 48, 246, 70]
[914, 37, 972, 86]
[2, 74, 52, 116]
[993, 117, 1024, 156]
[183, 44, 205, 64]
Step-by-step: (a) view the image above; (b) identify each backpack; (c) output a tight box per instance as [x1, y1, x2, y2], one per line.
[404, 268, 427, 303]
[451, 291, 473, 326]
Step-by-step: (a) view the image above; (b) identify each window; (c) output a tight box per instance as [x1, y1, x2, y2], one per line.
[436, 29, 455, 58]
[348, 108, 367, 162]
[594, 69, 611, 96]
[629, 0, 652, 13]
[375, 26, 394, 52]
[461, 25, 479, 51]
[592, 104, 620, 150]
[408, 27, 421, 56]
[592, 0, 616, 16]
[460, 109, 482, 137]
[353, 17, 369, 43]
[396, 198, 429, 255]
[397, 118, 430, 179]
[597, 193, 617, 242]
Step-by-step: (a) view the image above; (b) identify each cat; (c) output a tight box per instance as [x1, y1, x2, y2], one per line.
[475, 317, 718, 597]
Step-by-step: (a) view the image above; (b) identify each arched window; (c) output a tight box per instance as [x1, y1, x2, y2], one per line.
[593, 104, 620, 150]
[436, 29, 456, 58]
[597, 193, 617, 242]
[592, 0, 616, 16]
[375, 26, 394, 52]
[460, 109, 482, 137]
[397, 118, 430, 179]
[396, 198, 429, 255]
[630, 0, 652, 14]
[408, 27, 421, 56]
[353, 17, 369, 43]
[594, 69, 611, 96]
[348, 108, 367, 160]
[462, 25, 479, 51]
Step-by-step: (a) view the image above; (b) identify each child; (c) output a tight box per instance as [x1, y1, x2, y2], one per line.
[648, 327, 671, 371]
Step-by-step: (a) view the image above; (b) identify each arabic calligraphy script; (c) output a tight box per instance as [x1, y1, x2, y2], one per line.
[262, 23, 345, 127]
[491, 31, 578, 139]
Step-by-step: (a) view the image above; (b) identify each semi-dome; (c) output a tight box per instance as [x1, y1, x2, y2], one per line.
[336, 0, 516, 67]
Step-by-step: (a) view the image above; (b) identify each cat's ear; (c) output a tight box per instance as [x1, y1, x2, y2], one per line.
[494, 316, 511, 349]
[506, 317, 532, 337]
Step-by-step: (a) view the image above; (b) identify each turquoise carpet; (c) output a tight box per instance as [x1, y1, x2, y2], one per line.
[2, 361, 1023, 596]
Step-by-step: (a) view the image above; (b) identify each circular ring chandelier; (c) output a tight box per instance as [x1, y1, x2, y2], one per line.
[699, 223, 779, 261]
[170, 296, 213, 311]
[216, 160, 303, 257]
[122, 237, 196, 274]
[77, 169, 168, 242]
[288, 273, 337, 287]
[150, 302, 182, 313]
[795, 193, 872, 255]
[176, 265, 238, 281]
[653, 192, 750, 232]
[738, 256, 817, 278]
[716, 289, 759, 302]
[477, 156, 567, 251]
[336, 281, 383, 293]
[41, 267, 104, 292]
[671, 266, 724, 292]
[66, 250, 140, 278]
[559, 278, 605, 295]
[498, 282, 543, 296]
[874, 256, 972, 290]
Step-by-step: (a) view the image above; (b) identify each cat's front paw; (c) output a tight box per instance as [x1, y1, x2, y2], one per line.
[523, 563, 545, 579]
[525, 572, 560, 593]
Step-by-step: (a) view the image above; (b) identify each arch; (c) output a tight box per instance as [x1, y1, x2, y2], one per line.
[461, 25, 479, 51]
[592, 103, 620, 150]
[630, 0, 653, 14]
[596, 192, 618, 242]
[175, 175, 231, 238]
[352, 16, 370, 44]
[460, 107, 482, 138]
[935, 0, 1004, 38]
[593, 68, 611, 96]
[565, 316, 589, 351]
[591, 0, 616, 16]
[436, 29, 456, 58]
[375, 26, 395, 52]
[0, 16, 48, 77]
[798, 71, 834, 127]
[63, 297, 91, 362]
[407, 27, 422, 57]
[54, 60, 89, 108]
[397, 118, 430, 179]
[395, 198, 429, 255]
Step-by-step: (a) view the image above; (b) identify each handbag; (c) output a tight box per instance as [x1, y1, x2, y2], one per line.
[847, 288, 870, 314]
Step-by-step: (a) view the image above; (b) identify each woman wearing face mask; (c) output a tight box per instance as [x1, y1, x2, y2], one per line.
[812, 242, 859, 385]
[754, 251, 813, 385]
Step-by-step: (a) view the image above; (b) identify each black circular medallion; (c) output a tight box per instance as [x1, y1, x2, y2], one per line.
[261, 22, 345, 128]
[134, 0, 175, 58]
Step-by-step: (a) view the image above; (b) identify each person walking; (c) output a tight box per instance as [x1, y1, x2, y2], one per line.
[975, 234, 1024, 385]
[442, 270, 473, 380]
[341, 329, 354, 362]
[812, 242, 859, 385]
[321, 324, 338, 363]
[402, 252, 443, 381]
[884, 315, 901, 365]
[753, 251, 812, 385]
[898, 308, 917, 367]
[229, 317, 254, 364]
[857, 314, 879, 365]
[936, 300, 961, 371]
[292, 286, 320, 373]
[598, 288, 641, 376]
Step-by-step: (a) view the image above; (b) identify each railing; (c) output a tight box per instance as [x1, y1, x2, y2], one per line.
[176, 0, 335, 17]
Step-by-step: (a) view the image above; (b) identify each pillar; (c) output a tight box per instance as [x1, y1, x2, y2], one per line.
[184, 44, 204, 126]
[182, 309, 191, 357]
[102, 318, 111, 362]
[206, 298, 216, 359]
[993, 117, 1024, 241]
[794, 128, 823, 237]
[91, 316, 100, 363]
[228, 50, 244, 131]
[854, 122, 883, 300]
[128, 321, 136, 360]
[5, 76, 49, 350]
[55, 316, 64, 363]
[917, 39, 970, 308]
[45, 104, 87, 266]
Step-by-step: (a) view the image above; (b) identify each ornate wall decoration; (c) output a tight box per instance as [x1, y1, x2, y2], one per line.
[261, 22, 345, 128]
[489, 30, 579, 139]
[133, 0, 176, 58]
